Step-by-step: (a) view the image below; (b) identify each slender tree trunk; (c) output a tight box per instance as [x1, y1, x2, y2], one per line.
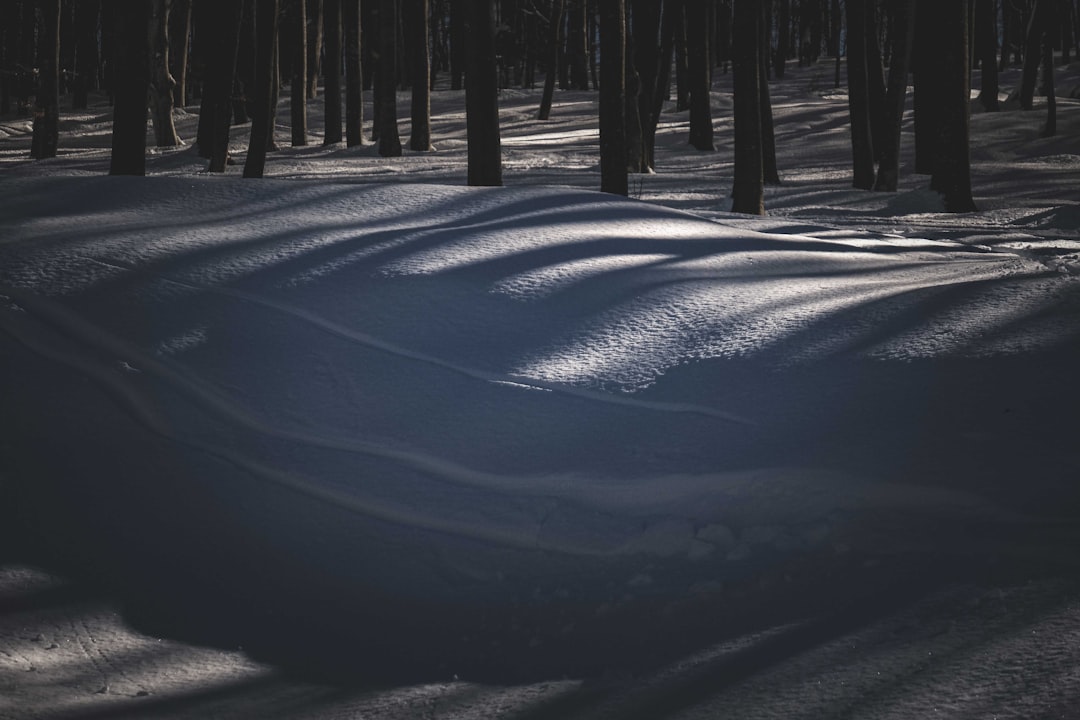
[451, 0, 466, 89]
[150, 0, 181, 147]
[874, 0, 915, 192]
[244, 0, 281, 177]
[1020, 0, 1050, 110]
[266, 16, 280, 149]
[110, 1, 150, 175]
[73, 0, 102, 110]
[599, 0, 627, 194]
[686, 0, 714, 151]
[845, 0, 875, 190]
[759, 1, 779, 185]
[974, 0, 999, 110]
[31, 0, 61, 160]
[170, 0, 193, 106]
[466, 0, 502, 185]
[1040, 2, 1057, 137]
[926, 0, 976, 212]
[673, 0, 690, 109]
[569, 0, 590, 89]
[775, 0, 790, 78]
[731, 0, 764, 215]
[408, 0, 433, 150]
[344, 0, 364, 145]
[307, 0, 324, 98]
[373, 0, 402, 155]
[323, 0, 343, 142]
[291, 0, 309, 145]
[538, 0, 565, 119]
[208, 0, 245, 171]
[631, 0, 660, 171]
[624, 9, 643, 172]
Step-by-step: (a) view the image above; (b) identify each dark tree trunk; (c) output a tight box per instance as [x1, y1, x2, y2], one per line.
[568, 0, 590, 89]
[374, 0, 402, 155]
[874, 0, 915, 192]
[170, 0, 193, 107]
[538, 0, 565, 119]
[925, 0, 976, 212]
[291, 0, 309, 145]
[775, 0, 789, 78]
[150, 0, 181, 147]
[624, 8, 643, 173]
[731, 0, 763, 215]
[1040, 2, 1057, 137]
[1020, 0, 1051, 110]
[864, 8, 887, 163]
[759, 1, 779, 185]
[244, 0, 281, 177]
[599, 0, 627, 194]
[73, 0, 102, 109]
[31, 0, 60, 160]
[323, 0, 343, 143]
[109, 1, 150, 175]
[974, 0, 999, 110]
[466, 0, 502, 185]
[451, 0, 465, 89]
[307, 0, 324, 98]
[344, 0, 364, 146]
[407, 0, 433, 150]
[267, 14, 281, 149]
[207, 0, 245, 171]
[686, 0, 714, 151]
[673, 0, 690, 110]
[845, 0, 875, 190]
[631, 0, 661, 171]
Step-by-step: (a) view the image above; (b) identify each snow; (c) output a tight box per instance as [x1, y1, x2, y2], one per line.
[2, 58, 1080, 715]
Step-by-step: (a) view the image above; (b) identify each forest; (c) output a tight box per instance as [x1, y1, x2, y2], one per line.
[2, 0, 1077, 213]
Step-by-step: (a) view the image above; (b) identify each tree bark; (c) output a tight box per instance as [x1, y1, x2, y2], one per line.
[631, 0, 660, 171]
[408, 0, 434, 150]
[1020, 0, 1051, 110]
[466, 0, 502, 185]
[599, 0, 627, 195]
[731, 0, 764, 215]
[537, 0, 565, 119]
[759, 0, 779, 185]
[207, 0, 245, 171]
[344, 0, 364, 146]
[375, 0, 403, 155]
[170, 0, 193, 107]
[845, 0, 876, 190]
[307, 0, 324, 98]
[323, 0, 343, 143]
[244, 0, 281, 177]
[873, 0, 915, 192]
[291, 0, 309, 145]
[31, 0, 60, 160]
[150, 0, 182, 147]
[686, 0, 714, 151]
[110, 1, 150, 175]
[926, 0, 976, 212]
[974, 0, 999, 110]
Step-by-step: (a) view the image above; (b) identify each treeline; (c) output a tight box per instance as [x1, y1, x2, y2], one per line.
[2, 1, 1077, 214]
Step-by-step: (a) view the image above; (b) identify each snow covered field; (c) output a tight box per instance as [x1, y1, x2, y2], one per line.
[2, 60, 1080, 718]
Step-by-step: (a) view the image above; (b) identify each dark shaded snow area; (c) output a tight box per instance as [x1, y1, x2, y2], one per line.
[2, 59, 1080, 718]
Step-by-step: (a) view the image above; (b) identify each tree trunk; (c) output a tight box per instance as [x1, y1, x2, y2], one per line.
[150, 0, 181, 147]
[759, 1, 779, 185]
[307, 0, 324, 98]
[291, 0, 309, 145]
[1020, 0, 1051, 110]
[599, 0, 627, 195]
[974, 0, 999, 110]
[775, 0, 789, 78]
[170, 0, 193, 107]
[624, 8, 643, 173]
[631, 0, 660, 171]
[73, 0, 102, 110]
[344, 0, 364, 146]
[323, 0, 343, 143]
[466, 0, 502, 185]
[731, 0, 763, 215]
[845, 0, 875, 190]
[568, 0, 590, 89]
[408, 0, 433, 150]
[244, 0, 281, 177]
[208, 0, 245, 171]
[873, 0, 915, 192]
[31, 0, 60, 160]
[373, 0, 402, 155]
[926, 0, 976, 212]
[109, 0, 150, 175]
[686, 0, 714, 151]
[538, 0, 565, 119]
[1040, 2, 1057, 137]
[451, 0, 465, 89]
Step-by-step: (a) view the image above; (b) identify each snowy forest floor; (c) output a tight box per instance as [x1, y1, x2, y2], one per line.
[2, 58, 1080, 719]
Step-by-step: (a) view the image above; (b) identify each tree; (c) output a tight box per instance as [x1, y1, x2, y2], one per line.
[203, 0, 245, 172]
[344, 0, 364, 146]
[974, 0, 999, 111]
[150, 0, 182, 147]
[731, 0, 764, 215]
[537, 0, 565, 120]
[845, 0, 876, 190]
[244, 0, 281, 177]
[599, 0, 628, 195]
[31, 0, 60, 160]
[110, 0, 151, 175]
[307, 0, 324, 98]
[375, 0, 402, 156]
[290, 0, 309, 145]
[873, 0, 915, 192]
[407, 0, 434, 150]
[324, 0, 344, 143]
[686, 0, 715, 151]
[630, 0, 661, 171]
[170, 0, 193, 107]
[465, 0, 502, 185]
